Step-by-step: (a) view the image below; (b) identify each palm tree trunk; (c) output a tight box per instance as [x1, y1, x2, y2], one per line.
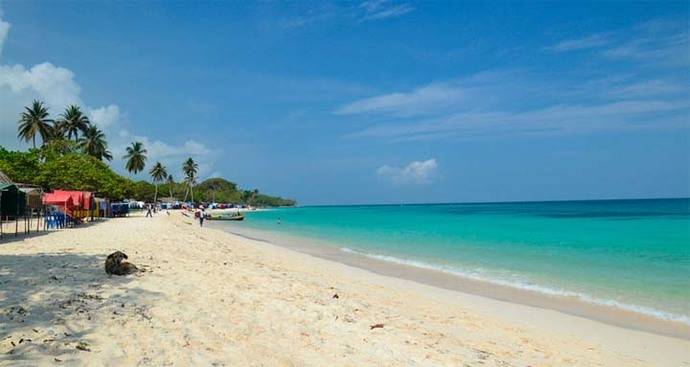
[154, 184, 158, 203]
[33, 135, 36, 149]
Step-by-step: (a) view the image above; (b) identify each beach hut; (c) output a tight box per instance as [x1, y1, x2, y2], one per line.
[42, 191, 76, 228]
[0, 170, 26, 236]
[42, 191, 76, 215]
[18, 186, 43, 211]
[44, 190, 95, 221]
[110, 202, 129, 217]
[17, 186, 43, 233]
[0, 183, 27, 219]
[94, 197, 110, 218]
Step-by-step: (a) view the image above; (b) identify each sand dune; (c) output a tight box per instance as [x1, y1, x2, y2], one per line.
[0, 212, 687, 366]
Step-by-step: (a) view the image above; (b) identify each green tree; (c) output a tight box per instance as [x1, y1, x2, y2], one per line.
[36, 152, 133, 200]
[0, 147, 41, 183]
[131, 180, 156, 202]
[149, 162, 168, 202]
[17, 100, 54, 149]
[39, 139, 78, 161]
[57, 105, 91, 142]
[79, 125, 112, 161]
[182, 157, 198, 202]
[123, 141, 147, 176]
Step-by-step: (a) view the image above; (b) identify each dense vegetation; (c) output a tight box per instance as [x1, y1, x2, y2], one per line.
[0, 145, 295, 206]
[0, 147, 132, 200]
[2, 99, 296, 207]
[127, 177, 296, 207]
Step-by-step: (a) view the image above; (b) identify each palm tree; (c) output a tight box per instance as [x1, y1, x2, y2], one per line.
[167, 174, 175, 198]
[57, 105, 90, 141]
[182, 175, 197, 202]
[182, 157, 199, 202]
[17, 100, 54, 148]
[149, 162, 168, 203]
[250, 189, 259, 205]
[123, 141, 147, 176]
[79, 125, 112, 161]
[47, 119, 67, 142]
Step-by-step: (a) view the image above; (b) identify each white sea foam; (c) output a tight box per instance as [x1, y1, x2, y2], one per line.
[339, 247, 690, 325]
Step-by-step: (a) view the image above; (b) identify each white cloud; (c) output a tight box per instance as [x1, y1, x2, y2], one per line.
[114, 132, 212, 162]
[0, 62, 83, 148]
[276, 1, 414, 30]
[184, 139, 212, 156]
[351, 99, 689, 141]
[0, 14, 219, 179]
[377, 159, 438, 185]
[112, 131, 216, 179]
[336, 82, 466, 116]
[339, 54, 689, 142]
[546, 34, 611, 52]
[88, 104, 120, 128]
[548, 19, 689, 67]
[607, 79, 683, 98]
[601, 31, 689, 66]
[360, 0, 414, 21]
[0, 62, 82, 108]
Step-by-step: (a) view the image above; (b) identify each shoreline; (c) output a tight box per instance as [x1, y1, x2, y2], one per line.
[209, 222, 690, 340]
[1, 213, 688, 365]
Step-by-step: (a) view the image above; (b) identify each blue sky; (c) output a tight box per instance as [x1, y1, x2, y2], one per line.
[0, 1, 688, 204]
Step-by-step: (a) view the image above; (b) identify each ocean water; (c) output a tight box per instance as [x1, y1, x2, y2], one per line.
[219, 199, 690, 323]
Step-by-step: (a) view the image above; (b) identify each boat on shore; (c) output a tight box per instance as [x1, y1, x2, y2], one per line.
[205, 211, 245, 221]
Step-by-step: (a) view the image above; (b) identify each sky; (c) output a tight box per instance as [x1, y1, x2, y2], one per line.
[0, 1, 688, 205]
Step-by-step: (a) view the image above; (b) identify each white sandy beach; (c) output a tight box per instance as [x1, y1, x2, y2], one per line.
[0, 212, 688, 366]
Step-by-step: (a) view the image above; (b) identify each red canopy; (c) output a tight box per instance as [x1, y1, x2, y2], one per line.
[82, 191, 93, 209]
[49, 190, 92, 208]
[42, 192, 75, 208]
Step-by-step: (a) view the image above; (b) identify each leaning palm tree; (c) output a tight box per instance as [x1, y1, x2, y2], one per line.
[17, 100, 54, 148]
[149, 162, 168, 203]
[57, 105, 90, 141]
[182, 157, 199, 202]
[166, 174, 175, 198]
[182, 175, 197, 202]
[123, 141, 148, 176]
[79, 125, 112, 161]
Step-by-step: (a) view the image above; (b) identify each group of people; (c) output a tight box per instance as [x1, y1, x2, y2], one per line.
[144, 202, 205, 227]
[145, 204, 171, 218]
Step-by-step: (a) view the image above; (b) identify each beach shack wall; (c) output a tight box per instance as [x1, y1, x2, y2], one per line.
[19, 186, 43, 211]
[0, 183, 27, 218]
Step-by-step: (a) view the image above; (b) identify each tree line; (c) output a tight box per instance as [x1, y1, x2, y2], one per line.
[5, 99, 295, 206]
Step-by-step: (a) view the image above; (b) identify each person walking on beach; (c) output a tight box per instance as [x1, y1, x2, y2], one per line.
[145, 204, 153, 218]
[198, 206, 205, 227]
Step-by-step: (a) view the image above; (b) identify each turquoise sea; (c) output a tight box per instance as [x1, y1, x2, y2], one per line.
[218, 199, 690, 323]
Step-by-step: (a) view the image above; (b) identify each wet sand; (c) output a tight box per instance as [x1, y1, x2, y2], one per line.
[211, 224, 690, 339]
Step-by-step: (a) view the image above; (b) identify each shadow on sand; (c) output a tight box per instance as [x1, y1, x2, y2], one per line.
[0, 252, 161, 363]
